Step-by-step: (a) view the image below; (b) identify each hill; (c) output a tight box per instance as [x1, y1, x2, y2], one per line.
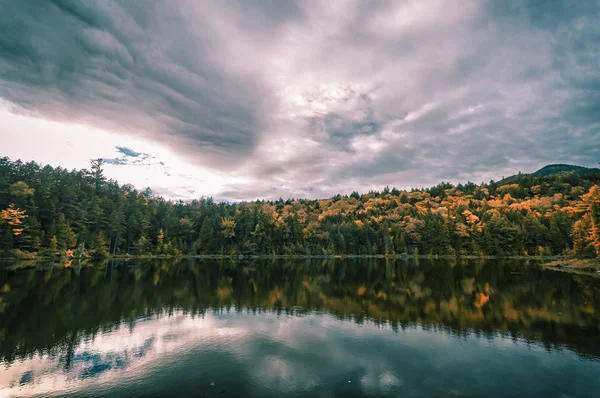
[531, 164, 599, 177]
[499, 164, 599, 184]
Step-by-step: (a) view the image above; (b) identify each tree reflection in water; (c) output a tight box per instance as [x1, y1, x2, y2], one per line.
[1, 258, 598, 365]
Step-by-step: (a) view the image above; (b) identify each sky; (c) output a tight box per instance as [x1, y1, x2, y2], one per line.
[1, 0, 599, 202]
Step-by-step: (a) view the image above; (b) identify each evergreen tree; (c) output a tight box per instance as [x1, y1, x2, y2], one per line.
[0, 156, 599, 259]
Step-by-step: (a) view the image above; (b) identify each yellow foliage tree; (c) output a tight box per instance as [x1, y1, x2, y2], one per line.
[9, 181, 35, 198]
[221, 217, 236, 239]
[571, 185, 600, 257]
[1, 204, 28, 236]
[582, 185, 600, 256]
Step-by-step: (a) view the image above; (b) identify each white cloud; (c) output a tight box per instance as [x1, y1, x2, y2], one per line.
[0, 104, 248, 199]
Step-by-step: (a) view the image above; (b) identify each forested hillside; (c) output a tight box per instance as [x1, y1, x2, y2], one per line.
[1, 157, 599, 259]
[499, 164, 599, 184]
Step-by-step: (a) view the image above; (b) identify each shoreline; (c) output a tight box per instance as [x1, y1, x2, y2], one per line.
[0, 253, 600, 278]
[540, 258, 600, 276]
[1, 253, 568, 261]
[2, 253, 598, 276]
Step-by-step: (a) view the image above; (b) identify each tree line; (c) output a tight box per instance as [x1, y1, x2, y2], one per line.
[1, 157, 599, 259]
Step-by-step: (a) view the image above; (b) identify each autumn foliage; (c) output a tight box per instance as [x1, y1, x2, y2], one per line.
[1, 156, 600, 258]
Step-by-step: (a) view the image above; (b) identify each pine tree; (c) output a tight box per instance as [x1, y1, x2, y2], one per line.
[90, 232, 109, 259]
[394, 231, 407, 254]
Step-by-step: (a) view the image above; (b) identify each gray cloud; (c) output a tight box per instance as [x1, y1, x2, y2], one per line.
[0, 0, 273, 169]
[1, 0, 599, 200]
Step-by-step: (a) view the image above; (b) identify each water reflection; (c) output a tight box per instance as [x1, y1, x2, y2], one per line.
[0, 258, 599, 397]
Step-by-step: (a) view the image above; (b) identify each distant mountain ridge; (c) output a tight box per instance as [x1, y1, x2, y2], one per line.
[500, 163, 599, 184]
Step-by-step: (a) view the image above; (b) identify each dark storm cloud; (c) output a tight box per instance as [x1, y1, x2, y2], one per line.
[1, 0, 599, 200]
[0, 0, 276, 169]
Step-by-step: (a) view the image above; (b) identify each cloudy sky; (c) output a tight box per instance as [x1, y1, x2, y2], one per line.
[1, 0, 599, 201]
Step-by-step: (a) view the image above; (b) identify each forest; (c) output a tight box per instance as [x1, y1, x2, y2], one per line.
[1, 157, 599, 259]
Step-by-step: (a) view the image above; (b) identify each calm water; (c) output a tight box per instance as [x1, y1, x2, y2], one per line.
[0, 258, 599, 397]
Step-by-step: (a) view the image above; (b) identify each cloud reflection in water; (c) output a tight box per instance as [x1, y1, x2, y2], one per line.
[2, 309, 599, 398]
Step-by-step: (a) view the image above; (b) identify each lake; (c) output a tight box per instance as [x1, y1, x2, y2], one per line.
[0, 258, 599, 397]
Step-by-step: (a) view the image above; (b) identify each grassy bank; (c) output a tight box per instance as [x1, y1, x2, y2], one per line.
[541, 258, 600, 275]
